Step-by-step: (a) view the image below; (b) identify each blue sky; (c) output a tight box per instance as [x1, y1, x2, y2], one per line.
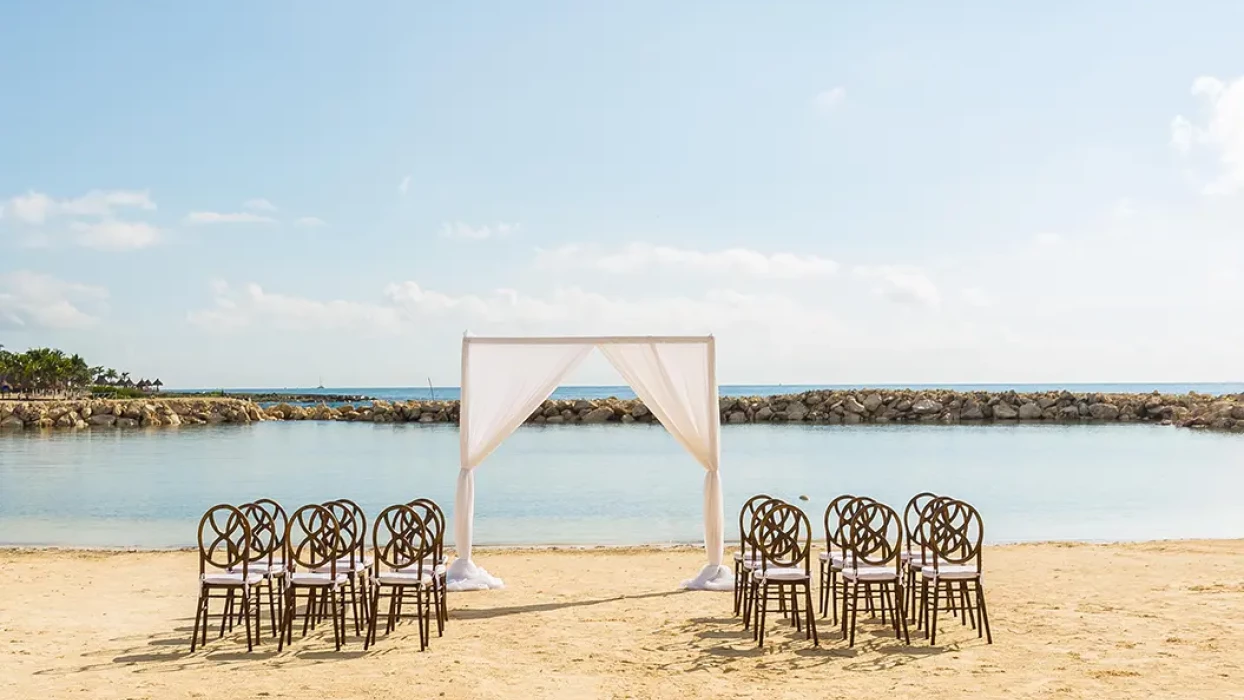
[2, 1, 1243, 387]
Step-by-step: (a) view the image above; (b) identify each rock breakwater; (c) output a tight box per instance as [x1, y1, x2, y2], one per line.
[3, 389, 1243, 432]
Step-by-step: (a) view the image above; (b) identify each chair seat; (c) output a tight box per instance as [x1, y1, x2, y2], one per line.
[376, 571, 434, 586]
[842, 566, 900, 582]
[921, 565, 980, 580]
[752, 567, 810, 582]
[203, 572, 263, 586]
[312, 556, 372, 574]
[289, 571, 347, 587]
[229, 561, 284, 575]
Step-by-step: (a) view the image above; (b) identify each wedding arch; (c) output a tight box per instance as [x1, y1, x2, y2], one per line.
[444, 335, 732, 592]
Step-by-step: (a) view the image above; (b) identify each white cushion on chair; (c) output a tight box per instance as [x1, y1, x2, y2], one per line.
[841, 566, 900, 582]
[229, 561, 284, 575]
[752, 567, 810, 582]
[289, 571, 347, 586]
[921, 565, 979, 580]
[376, 571, 434, 586]
[203, 572, 263, 586]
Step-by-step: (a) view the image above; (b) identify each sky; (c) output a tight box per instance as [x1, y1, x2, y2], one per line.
[2, 1, 1243, 388]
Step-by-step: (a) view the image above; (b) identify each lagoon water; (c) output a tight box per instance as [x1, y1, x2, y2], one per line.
[2, 421, 1242, 548]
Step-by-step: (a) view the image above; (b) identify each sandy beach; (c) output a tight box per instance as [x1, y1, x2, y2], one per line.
[3, 541, 1243, 699]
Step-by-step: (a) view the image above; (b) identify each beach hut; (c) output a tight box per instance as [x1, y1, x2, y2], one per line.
[447, 335, 729, 593]
[152, 379, 163, 393]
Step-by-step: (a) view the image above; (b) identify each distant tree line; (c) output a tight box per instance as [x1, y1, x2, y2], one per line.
[0, 345, 162, 398]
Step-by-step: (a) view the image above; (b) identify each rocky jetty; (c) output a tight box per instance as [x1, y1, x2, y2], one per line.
[2, 389, 1243, 432]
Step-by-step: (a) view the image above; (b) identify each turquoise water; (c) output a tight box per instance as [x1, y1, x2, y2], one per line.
[1, 422, 1242, 548]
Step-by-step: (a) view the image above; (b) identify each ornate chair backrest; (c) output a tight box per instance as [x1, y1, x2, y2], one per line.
[239, 502, 278, 568]
[903, 492, 938, 556]
[826, 495, 874, 558]
[374, 504, 435, 578]
[198, 504, 252, 578]
[408, 498, 444, 563]
[285, 504, 342, 577]
[337, 498, 368, 560]
[755, 502, 812, 574]
[743, 497, 784, 560]
[324, 500, 360, 567]
[845, 501, 902, 575]
[253, 498, 288, 553]
[738, 494, 773, 561]
[924, 498, 984, 575]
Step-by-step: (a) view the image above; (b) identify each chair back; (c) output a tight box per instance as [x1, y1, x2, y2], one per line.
[738, 494, 773, 561]
[903, 492, 938, 556]
[846, 501, 902, 574]
[239, 502, 279, 568]
[924, 498, 984, 575]
[374, 504, 436, 576]
[755, 502, 812, 574]
[743, 497, 785, 561]
[826, 495, 874, 558]
[197, 504, 252, 577]
[253, 498, 288, 552]
[408, 498, 445, 563]
[285, 504, 342, 576]
[324, 500, 361, 567]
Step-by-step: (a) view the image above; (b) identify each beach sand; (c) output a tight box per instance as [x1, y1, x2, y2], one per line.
[3, 541, 1243, 699]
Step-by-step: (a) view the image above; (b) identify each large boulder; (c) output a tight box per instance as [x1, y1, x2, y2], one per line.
[843, 397, 867, 414]
[1231, 405, 1244, 421]
[116, 417, 140, 428]
[1, 415, 25, 430]
[727, 411, 747, 424]
[88, 413, 117, 427]
[862, 393, 884, 413]
[755, 406, 773, 421]
[784, 401, 809, 421]
[993, 403, 1018, 419]
[1088, 403, 1120, 420]
[581, 406, 614, 424]
[960, 402, 985, 420]
[912, 399, 943, 415]
[1018, 402, 1043, 420]
[631, 403, 650, 418]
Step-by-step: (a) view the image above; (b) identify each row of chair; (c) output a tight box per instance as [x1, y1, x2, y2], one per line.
[734, 492, 992, 648]
[190, 497, 448, 653]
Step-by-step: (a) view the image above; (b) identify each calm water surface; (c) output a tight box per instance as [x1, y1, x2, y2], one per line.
[1, 422, 1242, 548]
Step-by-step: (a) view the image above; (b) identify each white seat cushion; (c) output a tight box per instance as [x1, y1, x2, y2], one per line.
[376, 571, 434, 586]
[841, 566, 899, 582]
[203, 572, 263, 586]
[752, 567, 810, 582]
[289, 571, 347, 587]
[313, 556, 372, 574]
[229, 561, 284, 575]
[921, 564, 979, 580]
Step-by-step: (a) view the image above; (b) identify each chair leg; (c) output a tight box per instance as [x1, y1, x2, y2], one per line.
[757, 582, 769, 648]
[976, 579, 992, 644]
[848, 581, 860, 647]
[830, 568, 839, 625]
[190, 587, 206, 652]
[930, 580, 941, 645]
[803, 583, 818, 645]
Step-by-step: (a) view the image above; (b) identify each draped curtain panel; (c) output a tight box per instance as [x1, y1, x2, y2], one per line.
[445, 336, 731, 592]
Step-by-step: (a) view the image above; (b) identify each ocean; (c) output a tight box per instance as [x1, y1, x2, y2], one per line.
[2, 419, 1242, 549]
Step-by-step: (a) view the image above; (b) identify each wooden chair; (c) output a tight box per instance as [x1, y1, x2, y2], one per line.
[751, 502, 818, 648]
[919, 498, 992, 645]
[315, 499, 370, 638]
[902, 492, 940, 620]
[405, 498, 448, 632]
[820, 495, 874, 623]
[840, 501, 910, 646]
[279, 504, 348, 651]
[366, 503, 438, 650]
[740, 496, 784, 631]
[190, 504, 262, 652]
[733, 494, 773, 616]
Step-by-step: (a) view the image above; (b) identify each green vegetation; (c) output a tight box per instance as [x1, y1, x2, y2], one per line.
[0, 344, 162, 398]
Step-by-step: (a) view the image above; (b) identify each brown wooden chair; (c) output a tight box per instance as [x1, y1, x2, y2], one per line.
[405, 498, 448, 632]
[314, 499, 370, 638]
[820, 495, 874, 623]
[279, 504, 348, 651]
[902, 492, 941, 620]
[919, 498, 992, 645]
[740, 496, 785, 631]
[190, 504, 262, 652]
[733, 494, 773, 616]
[366, 503, 438, 650]
[840, 500, 910, 646]
[751, 502, 818, 648]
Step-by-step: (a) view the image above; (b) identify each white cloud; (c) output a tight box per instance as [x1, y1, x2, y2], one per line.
[0, 271, 108, 329]
[439, 221, 520, 240]
[538, 243, 839, 280]
[6, 191, 56, 224]
[183, 211, 278, 225]
[1111, 198, 1136, 219]
[399, 176, 411, 196]
[190, 279, 843, 340]
[244, 198, 278, 212]
[60, 190, 156, 217]
[853, 265, 941, 307]
[814, 87, 847, 113]
[959, 287, 993, 308]
[1033, 232, 1063, 247]
[293, 216, 327, 227]
[69, 220, 162, 250]
[1171, 75, 1244, 195]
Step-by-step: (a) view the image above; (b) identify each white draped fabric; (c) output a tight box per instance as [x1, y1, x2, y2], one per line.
[446, 335, 730, 592]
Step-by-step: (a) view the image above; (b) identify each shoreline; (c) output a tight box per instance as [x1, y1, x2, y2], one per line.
[3, 387, 1244, 432]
